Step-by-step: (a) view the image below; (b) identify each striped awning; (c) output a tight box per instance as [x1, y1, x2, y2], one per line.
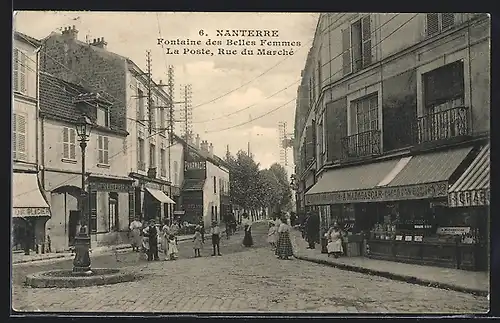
[448, 144, 490, 207]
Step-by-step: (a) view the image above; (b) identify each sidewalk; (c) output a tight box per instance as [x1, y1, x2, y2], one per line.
[291, 230, 489, 297]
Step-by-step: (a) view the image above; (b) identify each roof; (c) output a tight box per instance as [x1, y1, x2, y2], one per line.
[14, 31, 41, 47]
[172, 133, 230, 170]
[183, 179, 206, 191]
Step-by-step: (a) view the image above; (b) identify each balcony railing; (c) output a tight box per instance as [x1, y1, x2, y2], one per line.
[417, 106, 470, 144]
[341, 130, 382, 160]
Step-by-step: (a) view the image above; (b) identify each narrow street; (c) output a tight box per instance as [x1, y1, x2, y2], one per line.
[12, 222, 488, 313]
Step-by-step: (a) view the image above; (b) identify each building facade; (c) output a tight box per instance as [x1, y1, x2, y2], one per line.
[39, 26, 181, 227]
[12, 32, 51, 254]
[39, 73, 133, 252]
[179, 135, 230, 229]
[294, 13, 490, 270]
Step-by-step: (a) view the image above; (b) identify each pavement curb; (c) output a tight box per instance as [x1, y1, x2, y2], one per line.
[294, 254, 489, 297]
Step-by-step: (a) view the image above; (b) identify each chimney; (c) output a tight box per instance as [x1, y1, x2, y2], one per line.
[61, 25, 79, 40]
[91, 37, 108, 49]
[209, 143, 214, 155]
[200, 140, 208, 152]
[195, 134, 200, 149]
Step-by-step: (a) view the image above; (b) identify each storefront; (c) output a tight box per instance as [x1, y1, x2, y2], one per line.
[306, 145, 477, 268]
[12, 172, 51, 254]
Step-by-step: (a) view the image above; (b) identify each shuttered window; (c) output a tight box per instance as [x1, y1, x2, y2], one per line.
[427, 13, 456, 37]
[97, 135, 109, 164]
[137, 88, 145, 121]
[361, 16, 372, 67]
[13, 48, 27, 94]
[128, 190, 135, 224]
[342, 28, 352, 75]
[62, 127, 76, 160]
[138, 138, 145, 170]
[13, 113, 27, 161]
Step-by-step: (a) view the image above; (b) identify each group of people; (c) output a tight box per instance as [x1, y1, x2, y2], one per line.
[301, 211, 345, 258]
[129, 217, 180, 261]
[267, 213, 294, 260]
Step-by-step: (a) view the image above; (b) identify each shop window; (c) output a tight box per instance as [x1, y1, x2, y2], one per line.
[97, 135, 109, 165]
[108, 193, 119, 232]
[426, 13, 456, 37]
[13, 48, 27, 94]
[13, 113, 27, 161]
[138, 138, 145, 170]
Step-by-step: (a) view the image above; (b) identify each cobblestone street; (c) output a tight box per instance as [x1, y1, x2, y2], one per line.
[12, 223, 488, 314]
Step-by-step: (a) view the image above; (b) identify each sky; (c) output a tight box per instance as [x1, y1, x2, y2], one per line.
[13, 11, 318, 172]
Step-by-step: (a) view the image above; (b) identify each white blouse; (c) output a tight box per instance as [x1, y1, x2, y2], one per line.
[278, 223, 290, 233]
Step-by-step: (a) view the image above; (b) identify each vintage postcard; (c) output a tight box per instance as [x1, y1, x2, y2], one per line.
[12, 11, 490, 314]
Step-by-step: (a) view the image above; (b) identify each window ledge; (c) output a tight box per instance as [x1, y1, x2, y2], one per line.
[97, 163, 110, 169]
[61, 158, 77, 164]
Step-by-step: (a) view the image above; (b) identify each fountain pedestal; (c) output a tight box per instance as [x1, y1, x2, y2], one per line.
[73, 230, 92, 274]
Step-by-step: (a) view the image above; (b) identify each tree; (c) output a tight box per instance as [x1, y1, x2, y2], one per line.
[267, 163, 292, 212]
[227, 150, 260, 213]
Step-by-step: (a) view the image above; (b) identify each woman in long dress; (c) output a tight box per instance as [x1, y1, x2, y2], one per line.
[326, 225, 343, 258]
[276, 216, 294, 260]
[129, 218, 143, 252]
[242, 214, 253, 247]
[161, 220, 171, 256]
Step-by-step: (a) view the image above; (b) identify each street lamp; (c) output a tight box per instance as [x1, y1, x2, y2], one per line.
[73, 115, 93, 274]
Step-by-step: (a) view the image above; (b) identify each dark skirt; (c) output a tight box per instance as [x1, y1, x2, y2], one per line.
[212, 234, 220, 245]
[243, 227, 253, 247]
[276, 231, 293, 258]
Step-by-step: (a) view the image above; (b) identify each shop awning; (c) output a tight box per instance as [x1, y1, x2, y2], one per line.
[13, 173, 50, 218]
[146, 187, 176, 204]
[448, 144, 490, 207]
[305, 158, 402, 205]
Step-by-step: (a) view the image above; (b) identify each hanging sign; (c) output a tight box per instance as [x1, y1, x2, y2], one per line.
[448, 189, 490, 207]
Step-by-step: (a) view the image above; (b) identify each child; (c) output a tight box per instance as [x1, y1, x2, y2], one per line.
[193, 226, 203, 258]
[267, 221, 277, 250]
[141, 231, 150, 261]
[166, 234, 179, 260]
[211, 221, 222, 256]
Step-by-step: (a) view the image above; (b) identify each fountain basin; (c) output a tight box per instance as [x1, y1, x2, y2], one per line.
[25, 268, 138, 288]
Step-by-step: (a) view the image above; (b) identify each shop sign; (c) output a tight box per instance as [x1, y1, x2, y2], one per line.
[174, 210, 185, 215]
[436, 227, 470, 235]
[305, 181, 448, 205]
[89, 182, 130, 192]
[448, 189, 490, 207]
[14, 207, 50, 217]
[185, 204, 202, 211]
[185, 161, 206, 170]
[145, 182, 165, 191]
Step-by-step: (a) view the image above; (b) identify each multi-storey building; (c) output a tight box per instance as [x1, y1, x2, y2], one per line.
[177, 134, 231, 229]
[39, 26, 181, 228]
[39, 73, 133, 251]
[12, 31, 50, 254]
[294, 13, 490, 270]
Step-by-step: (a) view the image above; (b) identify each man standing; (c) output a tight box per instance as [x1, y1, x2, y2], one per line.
[305, 211, 320, 249]
[147, 219, 160, 261]
[211, 221, 222, 256]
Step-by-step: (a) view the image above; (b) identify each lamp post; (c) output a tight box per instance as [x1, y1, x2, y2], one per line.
[73, 115, 93, 274]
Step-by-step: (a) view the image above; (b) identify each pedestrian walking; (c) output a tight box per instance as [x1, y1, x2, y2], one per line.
[210, 221, 222, 256]
[305, 211, 320, 249]
[166, 234, 179, 260]
[242, 213, 253, 247]
[129, 217, 143, 252]
[146, 219, 160, 261]
[275, 215, 294, 260]
[161, 219, 171, 255]
[326, 224, 343, 258]
[267, 221, 277, 250]
[193, 226, 204, 257]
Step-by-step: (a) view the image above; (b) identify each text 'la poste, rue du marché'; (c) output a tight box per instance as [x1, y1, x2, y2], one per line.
[157, 29, 302, 57]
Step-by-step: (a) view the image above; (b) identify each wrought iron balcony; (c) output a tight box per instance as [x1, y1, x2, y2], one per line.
[417, 106, 470, 144]
[341, 130, 382, 160]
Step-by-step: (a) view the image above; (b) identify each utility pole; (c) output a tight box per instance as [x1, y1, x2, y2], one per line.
[146, 50, 153, 135]
[167, 66, 175, 221]
[179, 84, 193, 142]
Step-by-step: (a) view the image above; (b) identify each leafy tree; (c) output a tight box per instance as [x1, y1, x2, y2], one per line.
[227, 150, 260, 213]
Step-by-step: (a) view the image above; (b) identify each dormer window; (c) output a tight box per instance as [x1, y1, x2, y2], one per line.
[96, 105, 110, 128]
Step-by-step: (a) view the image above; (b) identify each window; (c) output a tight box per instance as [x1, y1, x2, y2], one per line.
[62, 127, 76, 160]
[219, 178, 223, 194]
[13, 48, 27, 94]
[160, 149, 166, 177]
[426, 13, 455, 37]
[159, 98, 166, 134]
[213, 176, 217, 194]
[97, 135, 109, 164]
[354, 94, 379, 134]
[96, 106, 110, 127]
[108, 193, 119, 232]
[215, 206, 218, 222]
[317, 59, 322, 96]
[138, 138, 145, 170]
[173, 161, 178, 184]
[211, 205, 215, 222]
[150, 144, 156, 168]
[137, 88, 145, 121]
[150, 96, 157, 131]
[13, 113, 27, 161]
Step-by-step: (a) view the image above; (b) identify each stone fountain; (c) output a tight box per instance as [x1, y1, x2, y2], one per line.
[25, 229, 138, 288]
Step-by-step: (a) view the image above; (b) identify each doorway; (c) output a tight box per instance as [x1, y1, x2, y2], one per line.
[68, 210, 81, 246]
[109, 193, 118, 231]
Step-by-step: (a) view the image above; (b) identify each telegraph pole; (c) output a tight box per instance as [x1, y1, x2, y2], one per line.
[146, 50, 153, 134]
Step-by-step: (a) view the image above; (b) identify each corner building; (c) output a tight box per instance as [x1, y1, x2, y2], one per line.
[294, 13, 490, 271]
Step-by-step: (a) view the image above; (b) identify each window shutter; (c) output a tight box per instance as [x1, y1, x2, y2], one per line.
[362, 16, 372, 67]
[89, 190, 98, 233]
[69, 129, 76, 159]
[12, 115, 17, 159]
[426, 13, 439, 36]
[128, 190, 135, 224]
[20, 51, 27, 93]
[441, 13, 455, 30]
[15, 114, 26, 160]
[63, 128, 69, 159]
[13, 49, 19, 92]
[98, 136, 103, 163]
[104, 137, 109, 164]
[136, 89, 141, 120]
[342, 28, 352, 75]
